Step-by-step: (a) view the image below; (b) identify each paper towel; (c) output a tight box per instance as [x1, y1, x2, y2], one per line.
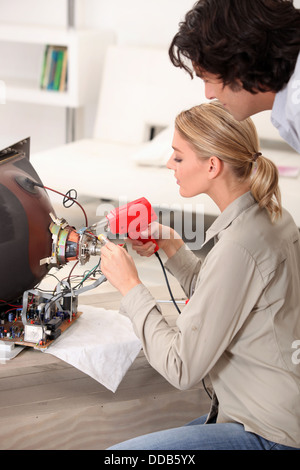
[43, 305, 141, 392]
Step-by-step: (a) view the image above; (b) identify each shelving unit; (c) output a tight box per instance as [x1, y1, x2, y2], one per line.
[0, 14, 113, 142]
[0, 24, 112, 108]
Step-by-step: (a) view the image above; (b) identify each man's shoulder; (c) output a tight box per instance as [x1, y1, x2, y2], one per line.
[271, 52, 300, 152]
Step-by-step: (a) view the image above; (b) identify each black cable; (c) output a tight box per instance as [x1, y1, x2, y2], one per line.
[63, 188, 77, 208]
[203, 380, 213, 400]
[155, 251, 181, 314]
[155, 251, 212, 400]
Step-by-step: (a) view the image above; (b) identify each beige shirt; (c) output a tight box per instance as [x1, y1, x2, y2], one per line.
[120, 192, 300, 448]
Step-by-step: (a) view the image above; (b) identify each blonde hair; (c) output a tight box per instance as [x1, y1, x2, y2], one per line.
[175, 101, 282, 222]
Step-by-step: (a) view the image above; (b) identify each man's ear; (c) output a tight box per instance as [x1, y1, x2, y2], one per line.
[207, 156, 223, 180]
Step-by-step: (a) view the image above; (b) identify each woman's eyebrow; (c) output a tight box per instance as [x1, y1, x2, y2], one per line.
[172, 145, 183, 153]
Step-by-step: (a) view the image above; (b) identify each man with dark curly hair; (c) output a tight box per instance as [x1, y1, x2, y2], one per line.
[169, 0, 300, 153]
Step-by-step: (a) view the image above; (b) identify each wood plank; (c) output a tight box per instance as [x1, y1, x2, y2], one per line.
[0, 351, 204, 413]
[0, 388, 209, 450]
[0, 345, 211, 449]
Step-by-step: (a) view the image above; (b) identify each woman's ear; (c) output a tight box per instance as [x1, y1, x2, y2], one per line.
[207, 156, 223, 180]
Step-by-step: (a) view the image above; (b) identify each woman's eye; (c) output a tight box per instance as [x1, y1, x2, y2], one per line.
[174, 157, 182, 163]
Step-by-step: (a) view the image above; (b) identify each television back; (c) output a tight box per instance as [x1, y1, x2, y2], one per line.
[0, 138, 54, 302]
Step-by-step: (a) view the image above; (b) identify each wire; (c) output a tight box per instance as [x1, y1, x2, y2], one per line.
[67, 260, 79, 288]
[155, 251, 212, 401]
[63, 189, 77, 208]
[32, 181, 88, 227]
[77, 259, 101, 287]
[154, 252, 181, 314]
[202, 379, 213, 400]
[0, 299, 21, 308]
[45, 185, 88, 227]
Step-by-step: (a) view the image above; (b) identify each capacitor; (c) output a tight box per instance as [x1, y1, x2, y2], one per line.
[8, 312, 15, 322]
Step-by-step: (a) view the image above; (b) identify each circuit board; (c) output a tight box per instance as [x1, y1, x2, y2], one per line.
[0, 312, 82, 350]
[0, 290, 83, 350]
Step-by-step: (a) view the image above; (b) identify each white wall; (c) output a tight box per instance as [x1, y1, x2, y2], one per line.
[82, 0, 195, 47]
[0, 0, 194, 153]
[0, 0, 299, 153]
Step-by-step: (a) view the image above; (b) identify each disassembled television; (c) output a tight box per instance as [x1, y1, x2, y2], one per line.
[0, 137, 106, 350]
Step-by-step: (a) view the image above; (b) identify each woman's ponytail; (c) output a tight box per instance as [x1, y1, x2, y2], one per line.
[251, 154, 282, 223]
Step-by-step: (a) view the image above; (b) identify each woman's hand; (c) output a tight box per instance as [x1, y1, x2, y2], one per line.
[130, 222, 184, 259]
[100, 242, 141, 296]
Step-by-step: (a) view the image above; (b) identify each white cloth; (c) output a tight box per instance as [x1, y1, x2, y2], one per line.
[43, 305, 141, 392]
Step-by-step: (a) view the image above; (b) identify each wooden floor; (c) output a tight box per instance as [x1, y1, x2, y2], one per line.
[0, 284, 211, 451]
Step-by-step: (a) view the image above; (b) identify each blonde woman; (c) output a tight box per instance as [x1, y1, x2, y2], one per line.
[101, 101, 300, 450]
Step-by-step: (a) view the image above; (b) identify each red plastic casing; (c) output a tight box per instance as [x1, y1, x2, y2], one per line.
[106, 197, 159, 252]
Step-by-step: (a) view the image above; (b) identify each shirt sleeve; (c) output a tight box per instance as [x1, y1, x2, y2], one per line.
[120, 239, 262, 390]
[164, 244, 202, 298]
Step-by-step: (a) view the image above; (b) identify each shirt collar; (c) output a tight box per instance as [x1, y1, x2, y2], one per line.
[203, 191, 256, 246]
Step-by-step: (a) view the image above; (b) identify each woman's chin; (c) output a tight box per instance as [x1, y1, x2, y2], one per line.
[179, 188, 191, 198]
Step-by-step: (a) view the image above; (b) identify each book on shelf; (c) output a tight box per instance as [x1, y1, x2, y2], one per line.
[40, 45, 68, 92]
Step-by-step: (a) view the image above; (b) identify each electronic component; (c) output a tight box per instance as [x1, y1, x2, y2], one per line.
[43, 213, 103, 267]
[0, 291, 82, 349]
[24, 325, 44, 344]
[0, 137, 164, 351]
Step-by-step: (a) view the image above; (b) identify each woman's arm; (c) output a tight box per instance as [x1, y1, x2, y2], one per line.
[120, 240, 260, 390]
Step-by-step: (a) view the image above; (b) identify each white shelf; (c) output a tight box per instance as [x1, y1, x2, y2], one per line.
[0, 23, 77, 45]
[4, 77, 71, 106]
[0, 23, 113, 108]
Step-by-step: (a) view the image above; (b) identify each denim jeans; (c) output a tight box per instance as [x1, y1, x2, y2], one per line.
[107, 415, 298, 450]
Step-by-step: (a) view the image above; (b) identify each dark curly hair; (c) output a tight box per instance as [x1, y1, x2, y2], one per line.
[169, 0, 300, 93]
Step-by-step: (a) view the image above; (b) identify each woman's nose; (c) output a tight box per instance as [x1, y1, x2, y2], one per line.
[166, 153, 175, 170]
